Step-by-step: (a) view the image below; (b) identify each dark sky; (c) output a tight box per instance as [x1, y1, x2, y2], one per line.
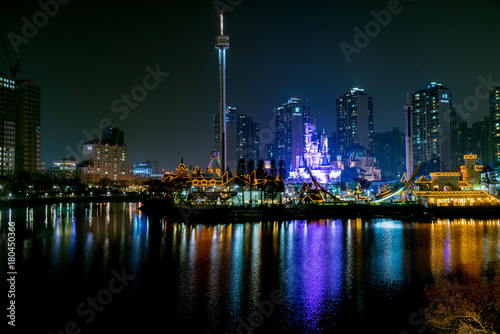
[1, 0, 499, 171]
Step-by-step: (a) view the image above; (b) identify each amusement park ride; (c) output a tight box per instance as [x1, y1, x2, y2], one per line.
[300, 158, 422, 204]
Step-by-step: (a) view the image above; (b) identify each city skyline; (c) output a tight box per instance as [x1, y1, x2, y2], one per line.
[1, 1, 499, 170]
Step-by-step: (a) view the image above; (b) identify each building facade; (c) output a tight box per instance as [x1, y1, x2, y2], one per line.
[0, 74, 43, 174]
[490, 87, 500, 167]
[133, 160, 160, 177]
[0, 74, 17, 175]
[51, 157, 78, 179]
[78, 128, 130, 182]
[470, 116, 491, 166]
[214, 106, 259, 173]
[405, 82, 460, 174]
[414, 154, 498, 206]
[15, 79, 42, 173]
[274, 97, 309, 170]
[336, 88, 374, 157]
[373, 127, 405, 180]
[342, 144, 381, 182]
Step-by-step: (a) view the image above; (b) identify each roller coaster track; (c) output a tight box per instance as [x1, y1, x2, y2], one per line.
[371, 162, 421, 203]
[302, 158, 341, 202]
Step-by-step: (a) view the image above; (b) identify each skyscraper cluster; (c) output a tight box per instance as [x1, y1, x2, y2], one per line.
[216, 82, 500, 183]
[213, 107, 259, 173]
[405, 82, 500, 176]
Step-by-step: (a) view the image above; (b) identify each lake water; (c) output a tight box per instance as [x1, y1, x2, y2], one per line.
[2, 202, 499, 333]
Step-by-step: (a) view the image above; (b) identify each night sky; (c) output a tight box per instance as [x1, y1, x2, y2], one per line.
[1, 0, 499, 171]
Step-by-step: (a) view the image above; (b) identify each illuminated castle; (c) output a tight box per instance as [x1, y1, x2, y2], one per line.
[288, 118, 341, 185]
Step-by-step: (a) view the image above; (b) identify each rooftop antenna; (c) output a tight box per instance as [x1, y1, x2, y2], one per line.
[220, 11, 224, 36]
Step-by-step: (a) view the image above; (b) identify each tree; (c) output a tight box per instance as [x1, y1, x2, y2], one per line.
[98, 178, 112, 189]
[237, 158, 246, 177]
[278, 159, 286, 179]
[425, 267, 500, 334]
[270, 159, 277, 178]
[247, 159, 255, 207]
[256, 159, 265, 179]
[247, 159, 254, 175]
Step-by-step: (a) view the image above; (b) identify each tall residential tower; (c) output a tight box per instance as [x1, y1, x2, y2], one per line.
[490, 87, 500, 167]
[274, 97, 309, 170]
[404, 82, 461, 174]
[0, 73, 43, 174]
[0, 74, 16, 175]
[15, 79, 42, 173]
[336, 88, 374, 157]
[214, 106, 260, 173]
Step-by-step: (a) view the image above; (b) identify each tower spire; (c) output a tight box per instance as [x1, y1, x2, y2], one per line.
[220, 12, 224, 36]
[215, 12, 230, 173]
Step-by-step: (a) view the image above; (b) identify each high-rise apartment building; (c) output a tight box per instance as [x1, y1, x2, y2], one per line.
[274, 97, 309, 169]
[404, 82, 460, 174]
[213, 107, 259, 173]
[102, 127, 124, 145]
[373, 127, 405, 180]
[15, 79, 42, 173]
[490, 87, 500, 167]
[471, 116, 490, 166]
[336, 88, 374, 157]
[0, 74, 42, 174]
[78, 127, 130, 181]
[225, 107, 238, 171]
[0, 74, 17, 175]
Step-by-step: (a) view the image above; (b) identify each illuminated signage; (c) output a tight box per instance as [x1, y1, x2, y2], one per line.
[440, 93, 449, 103]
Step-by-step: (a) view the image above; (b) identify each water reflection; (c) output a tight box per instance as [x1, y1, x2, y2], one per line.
[372, 220, 404, 288]
[163, 218, 500, 332]
[2, 203, 500, 333]
[431, 218, 500, 278]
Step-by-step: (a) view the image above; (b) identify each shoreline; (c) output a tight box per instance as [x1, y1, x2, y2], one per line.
[0, 194, 144, 208]
[139, 199, 500, 223]
[2, 196, 499, 222]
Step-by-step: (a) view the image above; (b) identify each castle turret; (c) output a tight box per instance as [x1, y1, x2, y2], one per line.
[461, 155, 482, 190]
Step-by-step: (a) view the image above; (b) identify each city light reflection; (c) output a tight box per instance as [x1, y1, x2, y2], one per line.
[6, 203, 500, 333]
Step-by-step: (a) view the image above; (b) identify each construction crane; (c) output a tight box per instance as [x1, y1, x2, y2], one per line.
[0, 28, 21, 78]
